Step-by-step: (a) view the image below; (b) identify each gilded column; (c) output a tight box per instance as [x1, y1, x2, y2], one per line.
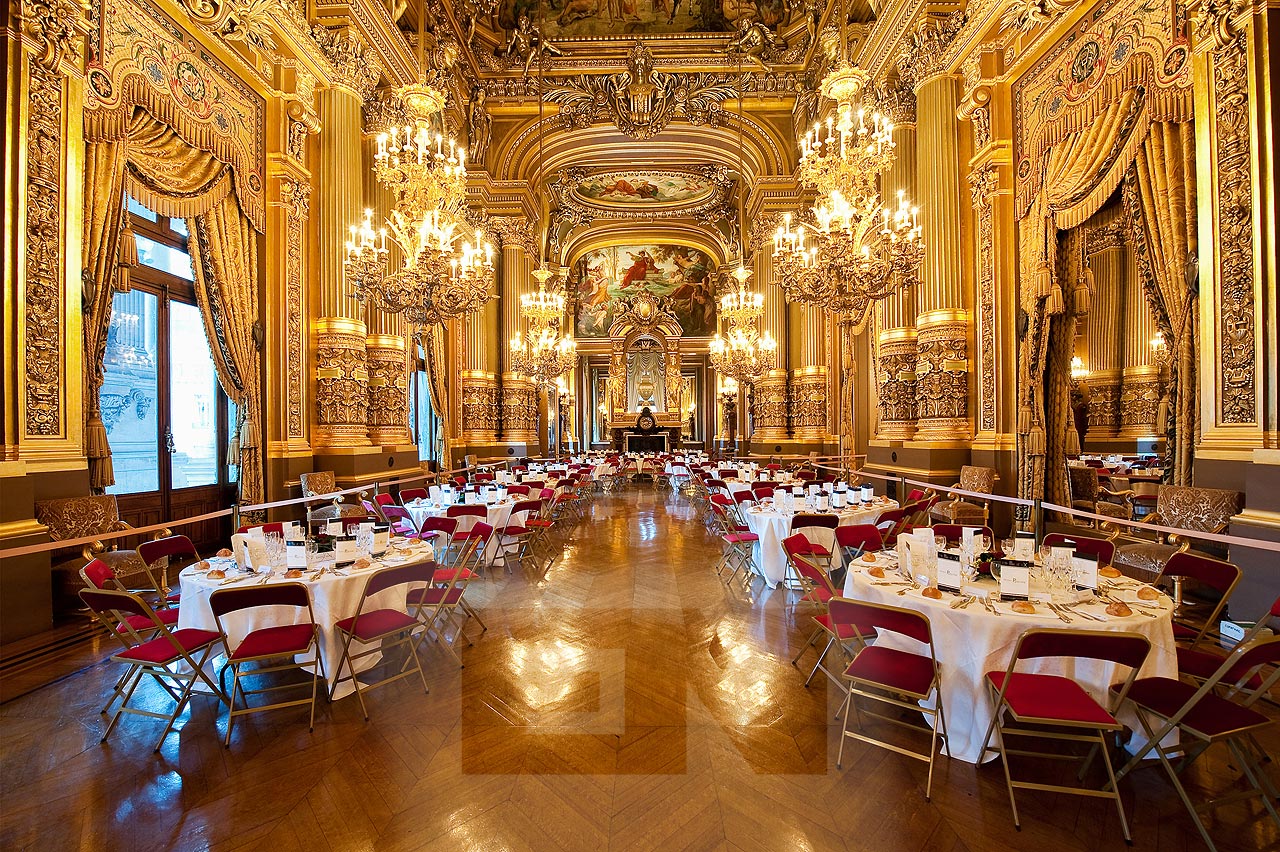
[790, 305, 827, 443]
[311, 30, 380, 449]
[874, 79, 919, 441]
[901, 15, 971, 444]
[1118, 249, 1161, 442]
[750, 242, 789, 443]
[494, 218, 537, 446]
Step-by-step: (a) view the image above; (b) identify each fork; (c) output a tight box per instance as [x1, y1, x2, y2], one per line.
[1047, 603, 1073, 623]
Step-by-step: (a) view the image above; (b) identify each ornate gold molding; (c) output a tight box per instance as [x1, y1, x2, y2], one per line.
[365, 335, 409, 446]
[898, 12, 966, 91]
[1087, 378, 1123, 436]
[313, 318, 369, 448]
[20, 0, 90, 73]
[750, 370, 790, 440]
[789, 368, 828, 439]
[913, 320, 970, 440]
[871, 78, 916, 127]
[273, 178, 310, 441]
[876, 333, 918, 440]
[500, 373, 538, 443]
[312, 25, 382, 100]
[461, 372, 502, 443]
[968, 164, 998, 433]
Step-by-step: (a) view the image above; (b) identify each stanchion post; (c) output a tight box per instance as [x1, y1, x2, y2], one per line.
[1033, 498, 1045, 545]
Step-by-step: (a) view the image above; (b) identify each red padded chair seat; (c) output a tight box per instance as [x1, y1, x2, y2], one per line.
[527, 519, 554, 528]
[407, 587, 464, 607]
[116, 628, 221, 665]
[335, 609, 418, 642]
[230, 624, 315, 661]
[499, 525, 530, 538]
[793, 541, 832, 557]
[1118, 677, 1270, 738]
[1176, 647, 1264, 689]
[453, 529, 486, 541]
[986, 671, 1116, 727]
[845, 646, 935, 698]
[431, 567, 478, 584]
[117, 607, 180, 634]
[723, 533, 759, 544]
[1171, 622, 1199, 641]
[812, 613, 866, 641]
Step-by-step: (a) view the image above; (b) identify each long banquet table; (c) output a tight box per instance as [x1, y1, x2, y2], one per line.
[742, 499, 896, 588]
[841, 551, 1178, 763]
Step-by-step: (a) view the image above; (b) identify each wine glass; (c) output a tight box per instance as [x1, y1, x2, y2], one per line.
[935, 535, 948, 553]
[979, 534, 993, 554]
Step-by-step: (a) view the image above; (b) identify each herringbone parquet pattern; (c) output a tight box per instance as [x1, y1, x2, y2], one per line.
[1, 488, 1276, 851]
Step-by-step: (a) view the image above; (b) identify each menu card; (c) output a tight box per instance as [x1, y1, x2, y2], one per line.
[860, 484, 874, 503]
[832, 491, 846, 509]
[285, 522, 304, 542]
[325, 520, 344, 537]
[247, 526, 266, 542]
[937, 551, 962, 592]
[961, 526, 979, 553]
[1013, 531, 1036, 561]
[1071, 551, 1099, 589]
[334, 534, 358, 565]
[816, 494, 830, 511]
[286, 541, 307, 568]
[997, 561, 1031, 600]
[372, 524, 390, 555]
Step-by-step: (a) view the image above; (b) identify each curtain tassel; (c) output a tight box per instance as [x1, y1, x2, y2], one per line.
[1027, 424, 1046, 456]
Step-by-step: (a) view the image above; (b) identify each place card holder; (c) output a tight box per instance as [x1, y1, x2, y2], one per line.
[372, 524, 390, 555]
[997, 559, 1032, 601]
[1071, 551, 1099, 590]
[816, 494, 830, 512]
[334, 534, 358, 566]
[286, 541, 307, 568]
[325, 520, 344, 537]
[937, 551, 962, 593]
[285, 522, 304, 542]
[1012, 531, 1036, 561]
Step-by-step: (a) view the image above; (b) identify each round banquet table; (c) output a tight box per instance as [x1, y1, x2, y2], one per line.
[403, 500, 517, 564]
[742, 499, 897, 588]
[841, 553, 1178, 764]
[176, 541, 435, 699]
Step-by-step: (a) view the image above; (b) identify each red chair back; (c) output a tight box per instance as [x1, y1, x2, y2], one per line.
[783, 536, 837, 596]
[374, 493, 396, 507]
[81, 558, 117, 590]
[1162, 551, 1240, 595]
[80, 587, 150, 620]
[835, 524, 884, 554]
[380, 504, 417, 535]
[539, 488, 555, 501]
[238, 522, 284, 535]
[523, 480, 545, 491]
[474, 472, 494, 482]
[718, 469, 738, 480]
[829, 597, 930, 645]
[791, 513, 839, 532]
[506, 484, 531, 496]
[1014, 629, 1151, 671]
[930, 524, 994, 544]
[400, 487, 428, 503]
[906, 488, 928, 502]
[421, 516, 458, 536]
[467, 521, 494, 544]
[796, 470, 817, 481]
[732, 490, 755, 507]
[138, 534, 199, 566]
[512, 500, 542, 517]
[710, 493, 734, 508]
[447, 504, 487, 518]
[1042, 533, 1116, 566]
[209, 582, 312, 617]
[365, 561, 435, 597]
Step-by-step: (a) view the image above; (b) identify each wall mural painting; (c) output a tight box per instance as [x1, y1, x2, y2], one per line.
[500, 0, 792, 39]
[573, 244, 716, 338]
[574, 171, 716, 208]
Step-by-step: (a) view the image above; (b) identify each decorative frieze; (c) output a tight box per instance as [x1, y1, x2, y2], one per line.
[1087, 378, 1122, 436]
[968, 165, 999, 433]
[876, 331, 918, 440]
[898, 12, 966, 90]
[789, 367, 828, 439]
[750, 370, 789, 439]
[913, 318, 970, 440]
[500, 373, 539, 443]
[312, 25, 381, 100]
[460, 371, 502, 442]
[275, 179, 309, 440]
[313, 319, 369, 447]
[1119, 376, 1161, 437]
[365, 335, 409, 446]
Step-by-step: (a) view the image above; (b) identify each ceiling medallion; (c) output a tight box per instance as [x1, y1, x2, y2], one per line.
[543, 40, 738, 140]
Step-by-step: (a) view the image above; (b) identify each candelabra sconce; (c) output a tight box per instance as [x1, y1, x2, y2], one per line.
[1150, 331, 1170, 370]
[1069, 356, 1090, 384]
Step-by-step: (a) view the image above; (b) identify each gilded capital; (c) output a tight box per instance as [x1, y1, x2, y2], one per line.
[871, 79, 917, 128]
[21, 0, 90, 72]
[313, 26, 382, 100]
[897, 12, 966, 90]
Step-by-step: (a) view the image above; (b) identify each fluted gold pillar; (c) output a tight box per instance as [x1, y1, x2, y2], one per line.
[1119, 248, 1161, 441]
[912, 71, 972, 443]
[751, 249, 789, 442]
[312, 85, 370, 448]
[498, 224, 538, 445]
[1084, 237, 1124, 439]
[876, 93, 919, 440]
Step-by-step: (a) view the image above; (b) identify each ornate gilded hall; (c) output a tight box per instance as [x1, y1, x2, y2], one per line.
[2, 0, 1278, 848]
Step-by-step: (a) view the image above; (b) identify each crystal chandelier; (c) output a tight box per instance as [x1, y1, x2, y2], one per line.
[510, 265, 577, 386]
[772, 59, 924, 333]
[344, 32, 494, 332]
[709, 265, 777, 384]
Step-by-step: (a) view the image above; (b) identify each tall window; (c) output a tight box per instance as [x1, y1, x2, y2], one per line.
[408, 355, 440, 464]
[102, 199, 234, 500]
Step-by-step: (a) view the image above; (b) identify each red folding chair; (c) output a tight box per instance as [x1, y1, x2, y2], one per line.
[137, 534, 201, 606]
[789, 513, 839, 577]
[1159, 551, 1241, 647]
[380, 504, 421, 539]
[506, 483, 531, 497]
[408, 536, 488, 667]
[209, 583, 325, 746]
[399, 487, 428, 504]
[874, 506, 910, 548]
[418, 516, 458, 562]
[330, 562, 433, 719]
[1175, 595, 1280, 690]
[786, 542, 861, 689]
[834, 524, 884, 563]
[709, 496, 758, 587]
[1041, 532, 1115, 567]
[373, 492, 396, 510]
[496, 500, 541, 574]
[979, 629, 1152, 841]
[1113, 636, 1280, 851]
[832, 598, 949, 799]
[79, 588, 225, 752]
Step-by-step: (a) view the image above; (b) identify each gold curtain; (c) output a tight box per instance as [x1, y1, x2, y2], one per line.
[187, 195, 263, 505]
[1126, 122, 1198, 485]
[81, 141, 128, 491]
[422, 323, 451, 464]
[1017, 91, 1146, 509]
[81, 109, 263, 499]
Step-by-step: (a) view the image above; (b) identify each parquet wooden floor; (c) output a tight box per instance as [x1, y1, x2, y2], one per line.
[2, 488, 1277, 851]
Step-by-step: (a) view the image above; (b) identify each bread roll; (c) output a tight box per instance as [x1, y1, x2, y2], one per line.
[862, 552, 878, 563]
[353, 557, 372, 570]
[921, 587, 943, 600]
[1011, 600, 1036, 615]
[194, 560, 210, 571]
[867, 566, 885, 578]
[1099, 566, 1122, 579]
[216, 548, 234, 558]
[1106, 601, 1133, 617]
[284, 569, 303, 579]
[207, 569, 226, 580]
[1137, 586, 1160, 602]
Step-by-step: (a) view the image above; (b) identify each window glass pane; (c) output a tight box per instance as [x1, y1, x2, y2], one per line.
[413, 371, 438, 462]
[135, 234, 194, 281]
[127, 196, 158, 222]
[227, 399, 238, 484]
[103, 290, 160, 495]
[169, 217, 189, 237]
[168, 302, 220, 488]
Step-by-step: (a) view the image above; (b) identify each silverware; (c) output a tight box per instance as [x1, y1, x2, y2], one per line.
[1047, 603, 1073, 623]
[985, 594, 1002, 616]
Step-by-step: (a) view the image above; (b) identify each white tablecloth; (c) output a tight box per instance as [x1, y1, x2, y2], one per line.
[841, 556, 1178, 763]
[742, 501, 896, 588]
[177, 542, 435, 699]
[404, 501, 517, 564]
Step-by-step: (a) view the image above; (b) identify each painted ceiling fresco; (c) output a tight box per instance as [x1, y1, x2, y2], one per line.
[572, 171, 718, 209]
[499, 0, 794, 39]
[572, 244, 717, 338]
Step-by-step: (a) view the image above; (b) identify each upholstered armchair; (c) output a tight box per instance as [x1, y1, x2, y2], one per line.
[1065, 465, 1134, 524]
[1109, 485, 1243, 583]
[299, 470, 337, 497]
[35, 495, 152, 610]
[929, 465, 996, 526]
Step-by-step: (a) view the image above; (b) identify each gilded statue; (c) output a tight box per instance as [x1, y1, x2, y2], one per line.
[467, 86, 491, 165]
[724, 17, 787, 68]
[502, 15, 564, 78]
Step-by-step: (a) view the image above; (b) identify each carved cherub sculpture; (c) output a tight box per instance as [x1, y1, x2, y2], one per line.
[503, 15, 564, 79]
[724, 17, 787, 68]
